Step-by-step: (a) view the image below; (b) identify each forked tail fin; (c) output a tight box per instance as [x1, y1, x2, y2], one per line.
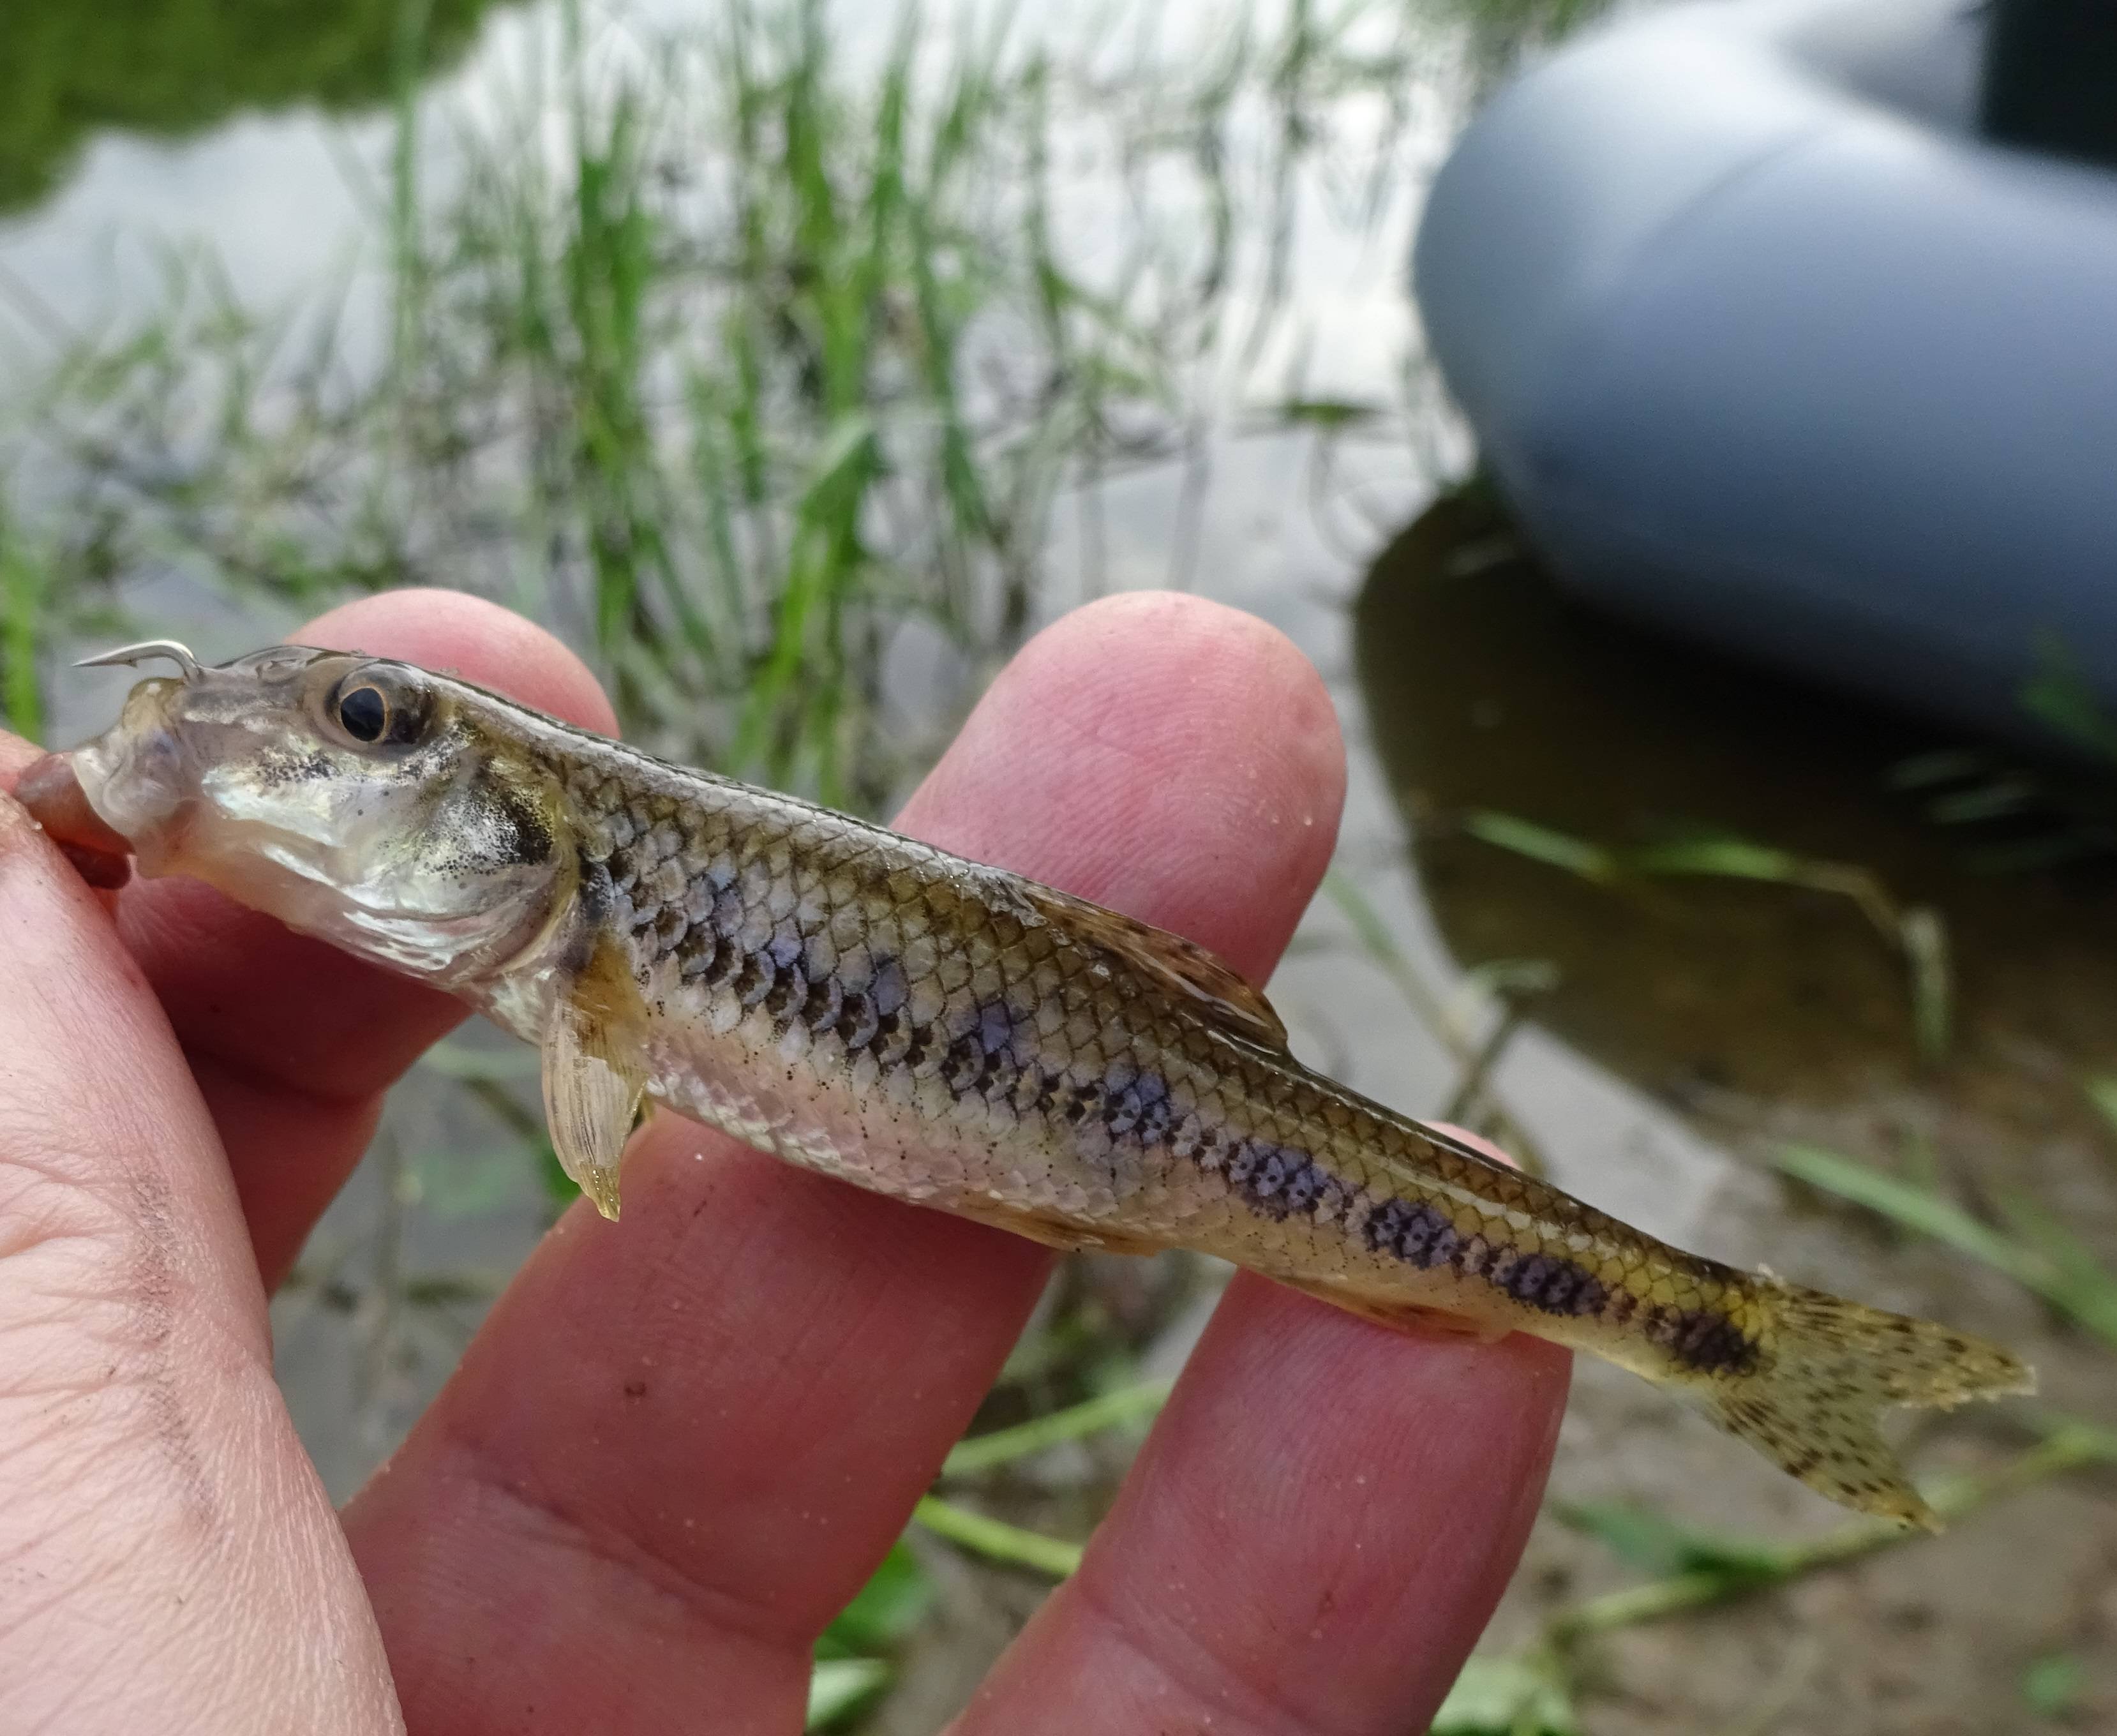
[1703, 1282, 2035, 1530]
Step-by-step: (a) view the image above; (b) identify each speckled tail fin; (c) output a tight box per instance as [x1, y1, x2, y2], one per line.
[1706, 1283, 2037, 1530]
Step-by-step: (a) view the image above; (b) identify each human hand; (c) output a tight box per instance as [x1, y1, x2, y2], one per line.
[0, 589, 1567, 1733]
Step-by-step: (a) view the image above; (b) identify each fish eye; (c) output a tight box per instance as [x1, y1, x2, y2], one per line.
[321, 662, 431, 750]
[338, 682, 389, 743]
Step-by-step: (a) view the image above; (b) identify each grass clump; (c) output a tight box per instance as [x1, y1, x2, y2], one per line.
[4, 0, 1457, 811]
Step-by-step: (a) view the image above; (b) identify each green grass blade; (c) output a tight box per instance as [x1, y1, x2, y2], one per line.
[1432, 1652, 1577, 1736]
[1773, 1144, 2117, 1349]
[2085, 1075, 2117, 1140]
[1463, 811, 1619, 883]
[943, 1377, 1174, 1476]
[0, 512, 48, 742]
[911, 1495, 1083, 1577]
[805, 1658, 890, 1730]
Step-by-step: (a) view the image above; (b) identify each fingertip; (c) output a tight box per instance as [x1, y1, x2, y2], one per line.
[299, 588, 618, 737]
[1009, 590, 1345, 825]
[1183, 1273, 1570, 1532]
[1073, 587, 1340, 731]
[902, 592, 1345, 980]
[965, 1273, 1569, 1735]
[1430, 1120, 1522, 1172]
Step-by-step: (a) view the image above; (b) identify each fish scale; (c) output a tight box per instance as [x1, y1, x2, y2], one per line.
[37, 639, 2037, 1527]
[553, 737, 1839, 1390]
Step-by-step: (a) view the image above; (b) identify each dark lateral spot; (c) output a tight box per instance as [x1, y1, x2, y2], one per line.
[1101, 1070, 1176, 1144]
[835, 991, 878, 1050]
[1507, 1254, 1555, 1304]
[1670, 1308, 1758, 1374]
[1537, 1262, 1579, 1312]
[623, 1380, 648, 1400]
[1363, 1198, 1460, 1270]
[944, 1033, 989, 1092]
[1216, 1140, 1334, 1222]
[703, 932, 745, 989]
[980, 1051, 1020, 1102]
[1065, 1081, 1102, 1125]
[678, 926, 719, 982]
[764, 962, 807, 1022]
[735, 950, 777, 1008]
[1106, 1086, 1144, 1137]
[802, 975, 844, 1033]
[899, 1021, 932, 1069]
[1499, 1251, 1612, 1318]
[1250, 1147, 1295, 1207]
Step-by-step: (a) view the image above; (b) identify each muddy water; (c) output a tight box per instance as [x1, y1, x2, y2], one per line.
[1359, 492, 2117, 1118]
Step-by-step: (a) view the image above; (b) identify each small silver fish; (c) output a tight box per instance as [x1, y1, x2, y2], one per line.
[23, 640, 2035, 1527]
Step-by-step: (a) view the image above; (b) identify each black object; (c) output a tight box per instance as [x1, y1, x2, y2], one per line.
[1982, 0, 2117, 167]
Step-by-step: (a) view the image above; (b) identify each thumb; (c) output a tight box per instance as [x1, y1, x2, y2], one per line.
[0, 774, 398, 1734]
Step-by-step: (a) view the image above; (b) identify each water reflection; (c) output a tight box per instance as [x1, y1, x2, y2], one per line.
[1350, 491, 2117, 1736]
[1356, 487, 2117, 1137]
[1, 0, 517, 214]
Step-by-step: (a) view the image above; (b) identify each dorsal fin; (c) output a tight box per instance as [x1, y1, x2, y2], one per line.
[1016, 881, 1289, 1051]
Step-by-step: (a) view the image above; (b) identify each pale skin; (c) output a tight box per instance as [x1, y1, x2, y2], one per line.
[0, 588, 1569, 1735]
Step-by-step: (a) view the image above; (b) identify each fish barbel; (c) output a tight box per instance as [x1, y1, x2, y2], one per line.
[24, 640, 2033, 1527]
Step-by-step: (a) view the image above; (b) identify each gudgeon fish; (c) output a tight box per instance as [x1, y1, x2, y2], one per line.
[17, 639, 2035, 1527]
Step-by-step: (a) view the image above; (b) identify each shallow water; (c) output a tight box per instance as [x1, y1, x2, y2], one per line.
[1354, 490, 2117, 1734]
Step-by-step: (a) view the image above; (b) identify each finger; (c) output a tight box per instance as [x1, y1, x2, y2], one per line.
[96, 590, 613, 1284]
[954, 1277, 1569, 1736]
[341, 592, 1346, 1733]
[0, 788, 400, 1732]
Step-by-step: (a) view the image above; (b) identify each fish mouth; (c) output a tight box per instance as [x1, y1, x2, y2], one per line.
[69, 680, 198, 859]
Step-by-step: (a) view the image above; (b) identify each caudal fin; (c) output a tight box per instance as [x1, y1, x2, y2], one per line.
[1704, 1282, 2035, 1530]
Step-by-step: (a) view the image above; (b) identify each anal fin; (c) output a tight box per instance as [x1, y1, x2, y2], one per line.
[1274, 1274, 1511, 1343]
[946, 1196, 1169, 1257]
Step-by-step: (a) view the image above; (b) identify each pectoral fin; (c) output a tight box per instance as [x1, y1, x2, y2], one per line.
[541, 951, 648, 1221]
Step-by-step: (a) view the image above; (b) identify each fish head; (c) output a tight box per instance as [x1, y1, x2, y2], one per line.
[68, 643, 572, 982]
